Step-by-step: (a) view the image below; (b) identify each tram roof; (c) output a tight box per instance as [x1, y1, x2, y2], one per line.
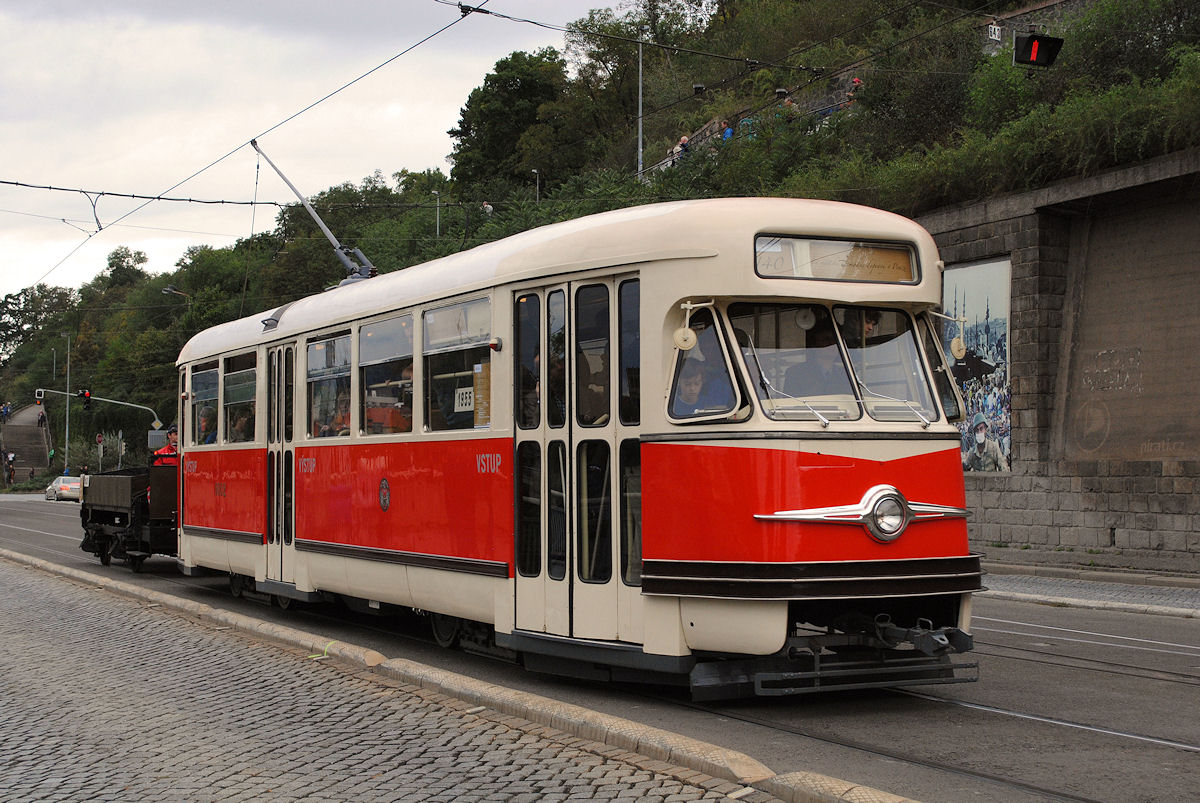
[177, 197, 937, 365]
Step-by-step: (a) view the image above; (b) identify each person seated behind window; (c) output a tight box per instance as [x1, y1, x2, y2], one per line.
[198, 406, 218, 444]
[229, 405, 254, 442]
[670, 360, 734, 418]
[783, 325, 853, 398]
[318, 391, 351, 437]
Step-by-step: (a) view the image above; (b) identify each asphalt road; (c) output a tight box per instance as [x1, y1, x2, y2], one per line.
[3, 493, 1198, 802]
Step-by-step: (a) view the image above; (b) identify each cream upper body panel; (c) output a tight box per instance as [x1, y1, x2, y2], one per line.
[177, 198, 941, 365]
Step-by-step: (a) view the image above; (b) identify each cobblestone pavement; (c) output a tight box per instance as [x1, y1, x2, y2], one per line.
[0, 560, 772, 802]
[982, 571, 1200, 614]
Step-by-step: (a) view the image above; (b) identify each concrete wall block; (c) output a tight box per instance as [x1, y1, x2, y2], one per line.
[1134, 512, 1159, 530]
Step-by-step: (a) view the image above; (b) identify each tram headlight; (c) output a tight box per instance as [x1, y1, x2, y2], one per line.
[867, 493, 909, 542]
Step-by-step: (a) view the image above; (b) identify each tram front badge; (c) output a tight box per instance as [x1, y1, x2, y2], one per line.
[378, 478, 391, 512]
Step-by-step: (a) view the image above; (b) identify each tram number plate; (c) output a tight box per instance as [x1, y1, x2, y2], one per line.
[454, 387, 474, 413]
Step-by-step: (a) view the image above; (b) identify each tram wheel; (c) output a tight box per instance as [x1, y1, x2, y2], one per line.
[273, 594, 292, 611]
[229, 574, 245, 598]
[99, 549, 111, 567]
[129, 556, 145, 573]
[429, 613, 461, 649]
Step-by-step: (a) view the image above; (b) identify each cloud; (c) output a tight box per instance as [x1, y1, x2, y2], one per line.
[0, 0, 614, 297]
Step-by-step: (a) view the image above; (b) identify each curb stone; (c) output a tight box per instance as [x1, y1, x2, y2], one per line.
[0, 547, 915, 802]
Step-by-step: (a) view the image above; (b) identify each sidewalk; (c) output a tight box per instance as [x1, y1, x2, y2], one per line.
[0, 548, 911, 803]
[981, 561, 1200, 619]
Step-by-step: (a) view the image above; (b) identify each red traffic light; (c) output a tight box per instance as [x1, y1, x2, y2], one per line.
[1014, 34, 1063, 67]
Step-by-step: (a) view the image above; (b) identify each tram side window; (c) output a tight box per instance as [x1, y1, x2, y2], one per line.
[577, 440, 612, 583]
[424, 298, 491, 431]
[191, 362, 218, 445]
[223, 352, 257, 443]
[575, 285, 610, 427]
[516, 442, 540, 577]
[668, 309, 736, 420]
[515, 294, 539, 430]
[360, 315, 414, 435]
[547, 292, 567, 428]
[618, 280, 640, 425]
[619, 439, 642, 586]
[921, 316, 963, 422]
[307, 334, 351, 437]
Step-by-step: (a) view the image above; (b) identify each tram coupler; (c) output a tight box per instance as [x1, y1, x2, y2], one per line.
[874, 614, 973, 656]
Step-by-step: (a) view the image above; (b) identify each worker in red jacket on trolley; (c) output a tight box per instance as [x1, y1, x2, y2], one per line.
[152, 424, 179, 467]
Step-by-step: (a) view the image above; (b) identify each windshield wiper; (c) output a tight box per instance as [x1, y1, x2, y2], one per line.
[738, 333, 831, 427]
[856, 380, 931, 428]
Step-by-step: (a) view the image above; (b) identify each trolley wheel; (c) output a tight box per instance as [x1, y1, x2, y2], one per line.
[229, 574, 246, 598]
[429, 613, 461, 649]
[273, 594, 292, 611]
[129, 556, 145, 573]
[99, 549, 111, 567]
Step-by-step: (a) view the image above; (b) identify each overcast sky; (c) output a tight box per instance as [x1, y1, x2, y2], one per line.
[0, 0, 618, 300]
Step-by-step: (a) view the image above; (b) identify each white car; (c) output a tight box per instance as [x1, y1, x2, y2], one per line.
[45, 476, 82, 502]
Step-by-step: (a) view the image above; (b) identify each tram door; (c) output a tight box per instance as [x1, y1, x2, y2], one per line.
[514, 278, 642, 642]
[265, 344, 296, 584]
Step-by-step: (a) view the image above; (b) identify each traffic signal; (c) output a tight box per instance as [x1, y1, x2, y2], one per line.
[1014, 34, 1063, 67]
[79, 389, 92, 410]
[35, 388, 43, 405]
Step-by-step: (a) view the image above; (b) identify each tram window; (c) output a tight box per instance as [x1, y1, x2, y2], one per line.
[618, 280, 640, 425]
[223, 352, 257, 444]
[360, 315, 414, 435]
[834, 306, 937, 423]
[921, 317, 963, 422]
[307, 334, 351, 438]
[577, 440, 612, 584]
[575, 285, 610, 427]
[284, 347, 295, 443]
[547, 291, 567, 428]
[547, 440, 567, 581]
[516, 442, 540, 577]
[618, 439, 642, 587]
[190, 361, 218, 445]
[728, 303, 861, 422]
[424, 298, 491, 431]
[668, 309, 737, 421]
[515, 294, 540, 430]
[268, 351, 277, 444]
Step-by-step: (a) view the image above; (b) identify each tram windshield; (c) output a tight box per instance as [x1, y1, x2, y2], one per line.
[728, 303, 937, 424]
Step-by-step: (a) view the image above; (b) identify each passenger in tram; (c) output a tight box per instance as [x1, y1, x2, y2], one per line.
[229, 405, 255, 443]
[670, 360, 733, 417]
[198, 407, 218, 444]
[317, 391, 351, 437]
[783, 325, 853, 398]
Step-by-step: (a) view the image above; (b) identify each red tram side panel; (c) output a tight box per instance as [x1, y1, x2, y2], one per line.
[182, 449, 268, 542]
[292, 438, 514, 568]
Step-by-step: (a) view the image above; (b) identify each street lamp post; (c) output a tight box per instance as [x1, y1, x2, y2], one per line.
[532, 169, 540, 203]
[60, 332, 70, 474]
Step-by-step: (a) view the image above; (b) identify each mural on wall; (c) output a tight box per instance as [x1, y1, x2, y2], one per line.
[942, 259, 1011, 472]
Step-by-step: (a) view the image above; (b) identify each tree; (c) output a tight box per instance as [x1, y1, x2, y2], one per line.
[448, 49, 568, 187]
[0, 284, 76, 357]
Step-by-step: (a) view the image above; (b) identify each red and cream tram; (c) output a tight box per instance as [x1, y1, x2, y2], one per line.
[176, 198, 981, 698]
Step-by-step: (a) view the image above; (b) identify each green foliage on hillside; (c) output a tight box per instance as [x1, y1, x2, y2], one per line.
[2, 0, 1197, 472]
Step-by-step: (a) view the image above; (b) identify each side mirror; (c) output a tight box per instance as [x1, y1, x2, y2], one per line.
[673, 327, 698, 350]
